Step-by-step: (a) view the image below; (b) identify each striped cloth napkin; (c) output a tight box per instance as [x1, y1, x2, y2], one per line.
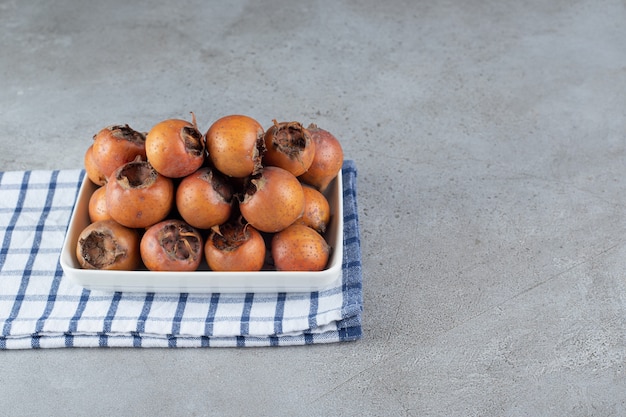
[0, 161, 362, 348]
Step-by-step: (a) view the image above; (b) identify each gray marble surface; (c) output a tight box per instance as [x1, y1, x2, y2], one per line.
[2, 0, 626, 415]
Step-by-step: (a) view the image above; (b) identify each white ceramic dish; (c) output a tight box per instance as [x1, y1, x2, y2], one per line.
[60, 171, 343, 293]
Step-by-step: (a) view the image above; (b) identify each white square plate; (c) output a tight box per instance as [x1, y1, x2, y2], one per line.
[60, 171, 343, 293]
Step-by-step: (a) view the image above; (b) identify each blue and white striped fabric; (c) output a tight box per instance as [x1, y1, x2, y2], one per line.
[0, 161, 362, 348]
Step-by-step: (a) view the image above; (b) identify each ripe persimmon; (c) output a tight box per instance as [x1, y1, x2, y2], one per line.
[239, 166, 305, 233]
[263, 120, 315, 177]
[145, 114, 205, 178]
[292, 185, 330, 234]
[204, 221, 265, 272]
[298, 124, 343, 192]
[139, 219, 203, 271]
[91, 124, 146, 179]
[88, 185, 111, 223]
[76, 219, 140, 270]
[271, 224, 330, 271]
[206, 114, 265, 178]
[176, 166, 233, 229]
[140, 219, 203, 271]
[84, 145, 107, 186]
[105, 159, 174, 229]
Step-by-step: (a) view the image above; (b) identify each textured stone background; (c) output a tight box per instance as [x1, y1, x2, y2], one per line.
[2, 0, 626, 415]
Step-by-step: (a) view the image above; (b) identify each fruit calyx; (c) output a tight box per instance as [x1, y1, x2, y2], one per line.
[108, 124, 146, 145]
[251, 132, 266, 176]
[201, 167, 233, 203]
[115, 158, 157, 190]
[210, 220, 251, 251]
[159, 222, 201, 261]
[239, 172, 265, 203]
[79, 231, 126, 269]
[269, 120, 310, 159]
[181, 113, 204, 157]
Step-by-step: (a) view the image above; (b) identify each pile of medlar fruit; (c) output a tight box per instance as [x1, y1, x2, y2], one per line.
[77, 113, 343, 272]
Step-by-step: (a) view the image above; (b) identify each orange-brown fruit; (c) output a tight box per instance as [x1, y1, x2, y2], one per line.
[92, 124, 147, 179]
[292, 185, 331, 234]
[76, 219, 140, 270]
[145, 114, 205, 178]
[204, 221, 265, 272]
[84, 145, 107, 186]
[140, 219, 203, 271]
[176, 167, 233, 229]
[206, 114, 265, 178]
[263, 120, 315, 177]
[298, 124, 343, 192]
[239, 166, 305, 233]
[88, 185, 111, 223]
[105, 159, 174, 229]
[271, 224, 330, 271]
